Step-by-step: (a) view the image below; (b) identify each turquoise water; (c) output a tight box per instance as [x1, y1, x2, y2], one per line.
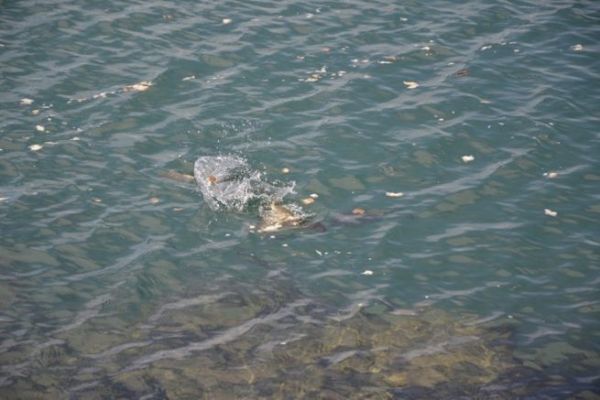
[1, 1, 599, 398]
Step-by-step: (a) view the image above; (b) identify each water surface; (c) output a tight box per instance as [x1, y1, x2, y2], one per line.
[1, 0, 599, 398]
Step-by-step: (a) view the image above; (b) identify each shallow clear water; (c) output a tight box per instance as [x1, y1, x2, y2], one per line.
[1, 1, 599, 398]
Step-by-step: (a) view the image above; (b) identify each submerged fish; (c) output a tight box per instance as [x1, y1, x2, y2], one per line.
[256, 202, 308, 233]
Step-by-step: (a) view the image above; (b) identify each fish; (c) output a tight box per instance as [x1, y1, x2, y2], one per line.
[256, 202, 308, 233]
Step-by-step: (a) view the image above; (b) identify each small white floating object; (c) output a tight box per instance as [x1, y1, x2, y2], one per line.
[302, 197, 315, 205]
[571, 44, 583, 51]
[403, 80, 419, 89]
[421, 46, 431, 51]
[35, 125, 45, 132]
[71, 136, 80, 141]
[461, 155, 475, 163]
[281, 167, 290, 174]
[20, 98, 34, 105]
[182, 75, 196, 81]
[361, 270, 374, 276]
[0, 197, 7, 202]
[222, 18, 232, 25]
[149, 197, 160, 204]
[315, 250, 323, 256]
[543, 171, 558, 179]
[385, 192, 404, 198]
[124, 81, 152, 92]
[544, 208, 558, 217]
[29, 144, 43, 151]
[309, 193, 319, 199]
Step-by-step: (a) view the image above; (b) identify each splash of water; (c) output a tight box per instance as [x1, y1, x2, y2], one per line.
[193, 155, 295, 212]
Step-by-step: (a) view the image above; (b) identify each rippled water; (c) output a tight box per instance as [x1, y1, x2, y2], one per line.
[1, 1, 599, 398]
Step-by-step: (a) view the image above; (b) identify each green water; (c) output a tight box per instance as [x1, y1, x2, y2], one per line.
[1, 1, 599, 398]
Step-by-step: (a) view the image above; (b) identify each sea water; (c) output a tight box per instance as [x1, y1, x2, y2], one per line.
[0, 1, 599, 398]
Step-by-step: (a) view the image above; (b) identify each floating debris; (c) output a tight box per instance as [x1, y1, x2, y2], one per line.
[281, 167, 290, 174]
[302, 66, 327, 83]
[461, 155, 475, 163]
[182, 75, 196, 81]
[361, 270, 374, 276]
[302, 197, 315, 205]
[403, 80, 419, 89]
[71, 136, 80, 141]
[28, 144, 43, 151]
[123, 81, 152, 92]
[31, 109, 40, 115]
[544, 171, 558, 179]
[352, 207, 366, 216]
[35, 125, 45, 132]
[385, 192, 404, 198]
[571, 44, 583, 52]
[222, 18, 232, 25]
[481, 45, 492, 51]
[149, 197, 160, 204]
[544, 208, 558, 217]
[309, 193, 319, 199]
[20, 98, 34, 105]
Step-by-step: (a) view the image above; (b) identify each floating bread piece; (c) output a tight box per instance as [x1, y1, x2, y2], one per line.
[571, 44, 583, 51]
[543, 171, 558, 179]
[352, 207, 366, 215]
[222, 18, 232, 25]
[149, 197, 160, 204]
[544, 208, 558, 217]
[281, 167, 290, 174]
[461, 155, 475, 163]
[35, 125, 45, 132]
[385, 192, 404, 198]
[361, 270, 374, 276]
[123, 81, 152, 92]
[302, 197, 315, 205]
[403, 80, 419, 89]
[20, 98, 34, 105]
[29, 144, 43, 151]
